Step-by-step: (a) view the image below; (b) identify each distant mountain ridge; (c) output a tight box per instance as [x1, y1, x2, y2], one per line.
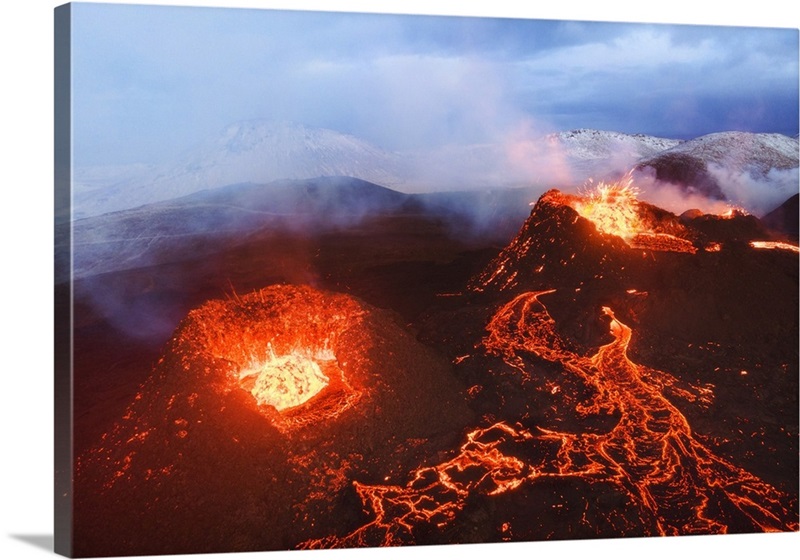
[74, 120, 799, 219]
[64, 177, 416, 280]
[73, 121, 408, 219]
[635, 131, 799, 200]
[546, 128, 682, 162]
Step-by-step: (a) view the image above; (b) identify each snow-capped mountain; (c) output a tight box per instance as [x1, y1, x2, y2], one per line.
[537, 129, 684, 184]
[73, 120, 408, 218]
[73, 121, 799, 220]
[547, 128, 682, 162]
[73, 122, 688, 219]
[635, 131, 799, 206]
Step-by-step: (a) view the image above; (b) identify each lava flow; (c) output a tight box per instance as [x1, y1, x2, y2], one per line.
[750, 240, 800, 253]
[482, 291, 798, 535]
[569, 177, 696, 254]
[303, 290, 797, 547]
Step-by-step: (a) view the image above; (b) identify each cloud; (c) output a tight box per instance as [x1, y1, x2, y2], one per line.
[70, 4, 799, 169]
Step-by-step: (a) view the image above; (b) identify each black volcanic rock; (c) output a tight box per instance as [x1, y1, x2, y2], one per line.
[186, 175, 413, 217]
[70, 177, 799, 552]
[681, 211, 776, 245]
[761, 193, 799, 240]
[458, 185, 799, 366]
[65, 176, 418, 280]
[468, 189, 688, 295]
[415, 182, 798, 541]
[638, 151, 725, 198]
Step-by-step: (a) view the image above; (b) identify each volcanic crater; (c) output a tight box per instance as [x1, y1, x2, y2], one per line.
[70, 178, 798, 556]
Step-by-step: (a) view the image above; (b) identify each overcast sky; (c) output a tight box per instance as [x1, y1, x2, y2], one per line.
[70, 2, 799, 166]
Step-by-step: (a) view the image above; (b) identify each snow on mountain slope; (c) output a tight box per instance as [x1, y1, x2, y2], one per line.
[73, 122, 798, 220]
[548, 129, 682, 161]
[64, 176, 416, 281]
[635, 131, 799, 212]
[541, 129, 683, 181]
[397, 129, 686, 193]
[73, 121, 408, 218]
[642, 131, 798, 173]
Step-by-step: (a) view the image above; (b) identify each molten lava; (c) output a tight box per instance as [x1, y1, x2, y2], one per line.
[569, 178, 696, 254]
[750, 241, 800, 253]
[720, 206, 749, 219]
[571, 177, 644, 240]
[72, 176, 798, 555]
[481, 291, 797, 535]
[75, 283, 478, 557]
[239, 345, 331, 411]
[303, 291, 797, 547]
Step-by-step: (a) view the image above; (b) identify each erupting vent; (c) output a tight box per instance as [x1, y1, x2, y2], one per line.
[571, 178, 642, 240]
[569, 176, 697, 253]
[160, 285, 371, 430]
[239, 346, 332, 411]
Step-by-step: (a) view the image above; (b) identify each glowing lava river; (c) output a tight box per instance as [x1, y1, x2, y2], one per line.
[304, 290, 797, 548]
[71, 182, 798, 555]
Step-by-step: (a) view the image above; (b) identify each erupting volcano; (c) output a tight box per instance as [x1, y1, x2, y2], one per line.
[71, 175, 798, 556]
[569, 177, 698, 254]
[74, 285, 472, 556]
[571, 177, 645, 240]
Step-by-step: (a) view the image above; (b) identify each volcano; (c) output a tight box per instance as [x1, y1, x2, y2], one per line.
[74, 284, 472, 556]
[70, 178, 798, 555]
[416, 183, 798, 540]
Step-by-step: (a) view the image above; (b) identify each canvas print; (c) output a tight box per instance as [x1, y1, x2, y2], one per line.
[54, 2, 799, 557]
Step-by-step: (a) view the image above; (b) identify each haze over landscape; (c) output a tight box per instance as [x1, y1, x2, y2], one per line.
[56, 2, 799, 558]
[72, 3, 798, 167]
[69, 3, 799, 226]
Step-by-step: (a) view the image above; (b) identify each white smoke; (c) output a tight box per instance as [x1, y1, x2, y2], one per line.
[630, 162, 798, 217]
[705, 163, 799, 216]
[633, 167, 736, 215]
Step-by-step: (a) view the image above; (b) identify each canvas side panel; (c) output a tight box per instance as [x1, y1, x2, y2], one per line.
[54, 3, 73, 557]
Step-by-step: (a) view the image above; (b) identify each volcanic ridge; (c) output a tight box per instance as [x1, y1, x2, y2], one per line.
[71, 177, 799, 555]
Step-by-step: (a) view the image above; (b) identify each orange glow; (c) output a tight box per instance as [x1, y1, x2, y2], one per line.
[305, 290, 797, 546]
[571, 177, 644, 240]
[238, 344, 331, 411]
[480, 291, 796, 535]
[200, 289, 366, 431]
[720, 205, 749, 219]
[302, 422, 538, 548]
[76, 286, 370, 494]
[568, 178, 696, 253]
[750, 241, 800, 253]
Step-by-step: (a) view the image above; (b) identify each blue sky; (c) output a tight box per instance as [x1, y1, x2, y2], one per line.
[70, 2, 799, 166]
